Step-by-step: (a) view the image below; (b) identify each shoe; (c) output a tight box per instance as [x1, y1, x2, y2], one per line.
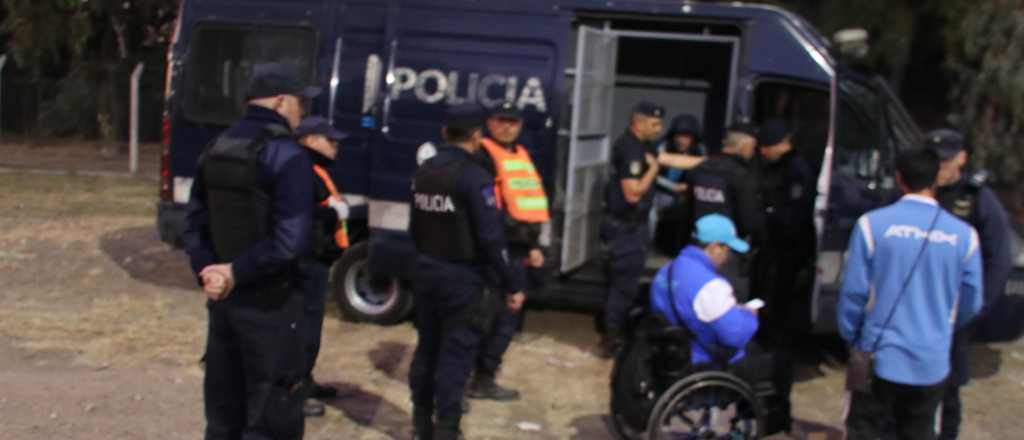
[303, 399, 325, 417]
[311, 382, 337, 399]
[434, 417, 464, 440]
[466, 374, 521, 401]
[413, 411, 434, 440]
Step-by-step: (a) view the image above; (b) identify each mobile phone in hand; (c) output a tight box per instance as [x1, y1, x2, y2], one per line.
[745, 298, 765, 310]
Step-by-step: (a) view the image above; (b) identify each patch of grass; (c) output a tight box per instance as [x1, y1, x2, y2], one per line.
[0, 172, 156, 219]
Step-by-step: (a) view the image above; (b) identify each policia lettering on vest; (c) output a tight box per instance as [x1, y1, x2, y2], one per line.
[183, 67, 321, 439]
[468, 102, 552, 402]
[408, 103, 526, 440]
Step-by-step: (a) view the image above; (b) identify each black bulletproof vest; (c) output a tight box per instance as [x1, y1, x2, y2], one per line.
[200, 123, 291, 262]
[411, 156, 478, 262]
[688, 159, 734, 221]
[937, 181, 980, 226]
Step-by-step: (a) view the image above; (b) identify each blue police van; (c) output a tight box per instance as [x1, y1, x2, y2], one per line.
[156, 0, 923, 330]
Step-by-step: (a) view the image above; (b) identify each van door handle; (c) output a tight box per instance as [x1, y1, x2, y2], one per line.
[328, 36, 344, 124]
[381, 38, 399, 136]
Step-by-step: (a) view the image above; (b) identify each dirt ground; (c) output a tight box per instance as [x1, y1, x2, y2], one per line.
[1, 145, 1022, 439]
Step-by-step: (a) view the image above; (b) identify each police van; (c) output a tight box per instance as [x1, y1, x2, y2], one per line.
[157, 0, 923, 330]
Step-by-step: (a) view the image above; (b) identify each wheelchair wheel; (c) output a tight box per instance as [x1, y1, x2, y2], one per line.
[645, 371, 763, 440]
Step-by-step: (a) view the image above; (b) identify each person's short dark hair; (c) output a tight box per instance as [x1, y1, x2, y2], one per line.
[896, 148, 940, 192]
[444, 103, 485, 143]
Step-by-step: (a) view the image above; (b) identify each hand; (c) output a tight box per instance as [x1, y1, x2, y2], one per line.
[328, 198, 349, 220]
[200, 264, 234, 301]
[506, 292, 526, 313]
[528, 248, 545, 268]
[645, 153, 659, 172]
[738, 305, 759, 316]
[673, 182, 688, 194]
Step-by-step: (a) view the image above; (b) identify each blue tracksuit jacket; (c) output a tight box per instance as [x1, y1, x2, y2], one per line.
[838, 195, 983, 386]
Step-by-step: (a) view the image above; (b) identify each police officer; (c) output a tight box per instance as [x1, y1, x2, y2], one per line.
[294, 116, 350, 417]
[468, 102, 550, 401]
[183, 67, 320, 439]
[686, 123, 765, 300]
[408, 104, 526, 440]
[599, 101, 665, 358]
[925, 129, 1012, 440]
[754, 118, 817, 343]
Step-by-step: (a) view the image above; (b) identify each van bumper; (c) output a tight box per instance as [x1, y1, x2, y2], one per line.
[157, 201, 187, 248]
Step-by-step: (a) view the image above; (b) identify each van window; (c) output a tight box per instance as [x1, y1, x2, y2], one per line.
[182, 24, 316, 125]
[754, 81, 830, 171]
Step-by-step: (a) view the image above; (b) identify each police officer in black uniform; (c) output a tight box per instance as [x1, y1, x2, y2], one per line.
[754, 119, 817, 343]
[599, 101, 665, 358]
[184, 67, 320, 439]
[408, 104, 526, 440]
[925, 129, 1013, 440]
[686, 123, 766, 300]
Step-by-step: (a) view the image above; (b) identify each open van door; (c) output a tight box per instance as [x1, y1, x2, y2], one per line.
[560, 26, 619, 273]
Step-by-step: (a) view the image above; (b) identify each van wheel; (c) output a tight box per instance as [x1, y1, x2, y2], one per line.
[330, 242, 413, 325]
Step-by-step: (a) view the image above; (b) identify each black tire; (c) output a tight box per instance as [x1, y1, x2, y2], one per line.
[330, 241, 413, 325]
[645, 371, 763, 440]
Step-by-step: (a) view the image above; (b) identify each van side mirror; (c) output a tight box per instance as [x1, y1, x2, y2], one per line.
[833, 28, 870, 59]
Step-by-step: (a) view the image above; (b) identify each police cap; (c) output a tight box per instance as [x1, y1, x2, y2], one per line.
[246, 64, 322, 100]
[490, 102, 523, 120]
[632, 101, 666, 118]
[924, 128, 966, 160]
[758, 118, 790, 146]
[295, 116, 348, 141]
[444, 103, 486, 133]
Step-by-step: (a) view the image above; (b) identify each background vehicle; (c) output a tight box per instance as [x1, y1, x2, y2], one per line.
[157, 0, 922, 331]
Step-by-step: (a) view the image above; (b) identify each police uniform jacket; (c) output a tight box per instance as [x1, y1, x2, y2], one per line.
[412, 145, 524, 296]
[183, 105, 315, 298]
[688, 154, 766, 244]
[759, 151, 816, 250]
[606, 130, 657, 224]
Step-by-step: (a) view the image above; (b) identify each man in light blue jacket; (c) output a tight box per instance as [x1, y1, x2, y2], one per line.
[839, 148, 983, 440]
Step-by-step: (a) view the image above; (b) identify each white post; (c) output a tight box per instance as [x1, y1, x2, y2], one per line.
[129, 62, 144, 175]
[0, 54, 8, 141]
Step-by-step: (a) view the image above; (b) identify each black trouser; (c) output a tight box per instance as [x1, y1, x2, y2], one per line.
[751, 247, 814, 344]
[476, 247, 540, 376]
[939, 327, 971, 440]
[729, 342, 793, 434]
[408, 261, 494, 427]
[846, 377, 945, 440]
[204, 293, 305, 440]
[601, 219, 649, 337]
[297, 260, 329, 380]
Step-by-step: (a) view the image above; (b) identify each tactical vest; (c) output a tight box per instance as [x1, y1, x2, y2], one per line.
[200, 123, 292, 262]
[938, 173, 985, 225]
[312, 164, 351, 250]
[688, 163, 733, 221]
[411, 156, 478, 262]
[480, 137, 550, 223]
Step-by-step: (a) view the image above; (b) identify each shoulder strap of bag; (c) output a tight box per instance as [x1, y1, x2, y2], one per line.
[859, 204, 943, 351]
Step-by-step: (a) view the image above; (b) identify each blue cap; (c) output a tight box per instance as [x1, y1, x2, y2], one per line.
[632, 101, 666, 118]
[924, 128, 966, 160]
[295, 116, 348, 141]
[694, 214, 750, 253]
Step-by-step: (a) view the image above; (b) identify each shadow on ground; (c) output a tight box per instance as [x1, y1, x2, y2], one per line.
[321, 381, 411, 439]
[100, 226, 195, 291]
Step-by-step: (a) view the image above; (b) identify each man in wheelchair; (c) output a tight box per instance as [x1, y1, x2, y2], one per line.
[611, 214, 793, 439]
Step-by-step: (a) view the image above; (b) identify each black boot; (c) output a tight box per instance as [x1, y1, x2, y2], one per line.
[413, 409, 434, 440]
[597, 333, 623, 359]
[466, 372, 520, 401]
[433, 417, 463, 440]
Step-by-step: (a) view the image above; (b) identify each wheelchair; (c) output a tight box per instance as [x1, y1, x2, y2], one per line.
[610, 312, 778, 440]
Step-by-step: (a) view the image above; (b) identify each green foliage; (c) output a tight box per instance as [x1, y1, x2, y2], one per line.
[945, 0, 1024, 186]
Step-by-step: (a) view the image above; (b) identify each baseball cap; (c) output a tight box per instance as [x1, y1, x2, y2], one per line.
[758, 118, 791, 146]
[445, 103, 486, 132]
[923, 128, 966, 160]
[694, 214, 750, 253]
[632, 101, 666, 118]
[295, 116, 348, 141]
[490, 102, 523, 120]
[245, 64, 322, 100]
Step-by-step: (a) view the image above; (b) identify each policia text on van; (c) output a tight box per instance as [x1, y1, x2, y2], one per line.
[158, 0, 923, 334]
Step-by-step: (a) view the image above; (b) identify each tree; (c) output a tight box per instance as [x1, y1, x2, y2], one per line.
[1, 0, 177, 139]
[945, 0, 1024, 194]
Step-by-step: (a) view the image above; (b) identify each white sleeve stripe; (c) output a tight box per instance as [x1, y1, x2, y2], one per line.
[966, 228, 979, 261]
[858, 215, 874, 255]
[693, 278, 738, 322]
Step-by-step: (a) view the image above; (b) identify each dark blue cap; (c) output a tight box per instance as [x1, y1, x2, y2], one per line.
[924, 128, 966, 160]
[632, 101, 666, 118]
[246, 64, 322, 100]
[758, 118, 790, 146]
[445, 103, 486, 132]
[490, 101, 523, 119]
[295, 116, 348, 141]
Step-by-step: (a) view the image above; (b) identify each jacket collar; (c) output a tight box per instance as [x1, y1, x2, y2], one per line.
[901, 194, 938, 206]
[243, 105, 292, 130]
[680, 245, 716, 272]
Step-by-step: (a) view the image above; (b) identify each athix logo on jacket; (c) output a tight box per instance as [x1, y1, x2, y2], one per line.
[883, 225, 959, 246]
[389, 67, 548, 112]
[414, 193, 456, 213]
